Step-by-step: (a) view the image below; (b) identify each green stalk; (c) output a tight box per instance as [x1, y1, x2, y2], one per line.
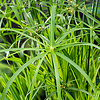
[50, 5, 56, 46]
[92, 0, 95, 16]
[51, 51, 62, 100]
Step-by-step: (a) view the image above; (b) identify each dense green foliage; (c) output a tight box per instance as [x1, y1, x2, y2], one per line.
[0, 0, 100, 100]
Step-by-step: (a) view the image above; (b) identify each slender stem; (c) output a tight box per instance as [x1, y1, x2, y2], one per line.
[50, 5, 56, 46]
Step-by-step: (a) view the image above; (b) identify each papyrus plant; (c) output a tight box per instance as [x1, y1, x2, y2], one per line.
[0, 0, 100, 100]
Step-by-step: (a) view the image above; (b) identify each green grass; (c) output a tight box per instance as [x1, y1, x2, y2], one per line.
[0, 0, 100, 100]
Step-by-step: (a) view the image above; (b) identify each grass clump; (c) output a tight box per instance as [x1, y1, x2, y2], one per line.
[0, 0, 100, 100]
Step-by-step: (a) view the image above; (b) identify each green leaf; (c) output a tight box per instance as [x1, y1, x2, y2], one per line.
[31, 74, 50, 100]
[55, 42, 100, 51]
[50, 5, 56, 46]
[11, 6, 21, 24]
[0, 48, 45, 53]
[63, 90, 74, 100]
[78, 9, 100, 25]
[66, 87, 94, 98]
[51, 51, 62, 100]
[44, 91, 56, 100]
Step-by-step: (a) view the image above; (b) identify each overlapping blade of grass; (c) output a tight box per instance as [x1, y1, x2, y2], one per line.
[0, 28, 47, 47]
[31, 74, 50, 100]
[0, 70, 20, 100]
[0, 48, 45, 53]
[5, 56, 54, 99]
[23, 8, 34, 27]
[17, 0, 23, 6]
[63, 90, 74, 100]
[51, 51, 61, 100]
[12, 68, 25, 99]
[0, 13, 7, 28]
[29, 52, 48, 100]
[1, 53, 46, 99]
[56, 52, 97, 94]
[44, 91, 56, 100]
[55, 28, 89, 44]
[55, 42, 100, 51]
[78, 9, 100, 25]
[30, 7, 48, 19]
[54, 42, 100, 51]
[65, 87, 94, 98]
[11, 6, 21, 24]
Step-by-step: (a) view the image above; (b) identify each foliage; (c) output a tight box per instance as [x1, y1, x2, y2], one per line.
[0, 0, 100, 100]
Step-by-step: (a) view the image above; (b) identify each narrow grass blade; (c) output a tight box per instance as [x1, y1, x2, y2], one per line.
[78, 9, 100, 24]
[44, 91, 56, 100]
[63, 90, 74, 100]
[51, 51, 62, 100]
[11, 6, 21, 24]
[50, 5, 56, 46]
[29, 52, 47, 100]
[66, 87, 94, 98]
[31, 7, 47, 19]
[55, 42, 100, 51]
[0, 48, 45, 53]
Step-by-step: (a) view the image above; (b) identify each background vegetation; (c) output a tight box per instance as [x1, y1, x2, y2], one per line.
[0, 0, 100, 100]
